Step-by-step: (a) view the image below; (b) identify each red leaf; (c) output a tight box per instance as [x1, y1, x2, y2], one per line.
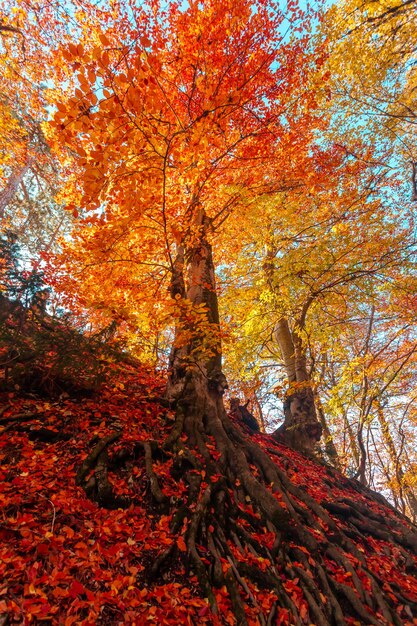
[198, 605, 209, 617]
[69, 580, 85, 597]
[37, 543, 49, 556]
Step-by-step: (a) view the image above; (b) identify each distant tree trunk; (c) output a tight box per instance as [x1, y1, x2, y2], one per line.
[356, 420, 368, 485]
[343, 410, 361, 472]
[0, 159, 32, 220]
[252, 390, 266, 432]
[315, 392, 341, 469]
[272, 317, 322, 452]
[356, 307, 374, 486]
[376, 399, 417, 522]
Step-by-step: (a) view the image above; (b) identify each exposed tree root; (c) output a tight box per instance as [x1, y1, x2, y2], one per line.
[144, 369, 417, 625]
[0, 412, 39, 432]
[0, 404, 11, 418]
[73, 374, 417, 624]
[0, 411, 73, 443]
[141, 441, 169, 505]
[76, 431, 129, 509]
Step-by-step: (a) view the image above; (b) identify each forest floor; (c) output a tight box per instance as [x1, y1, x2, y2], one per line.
[1, 364, 417, 625]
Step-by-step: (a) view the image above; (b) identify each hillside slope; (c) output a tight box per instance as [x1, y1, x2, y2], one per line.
[1, 365, 417, 625]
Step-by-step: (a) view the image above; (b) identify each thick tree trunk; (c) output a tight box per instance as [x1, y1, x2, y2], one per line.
[272, 316, 322, 452]
[166, 207, 227, 407]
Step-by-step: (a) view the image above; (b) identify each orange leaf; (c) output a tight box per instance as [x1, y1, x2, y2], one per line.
[177, 536, 187, 552]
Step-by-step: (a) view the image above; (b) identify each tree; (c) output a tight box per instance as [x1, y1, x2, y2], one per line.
[33, 0, 417, 622]
[47, 0, 328, 446]
[218, 147, 414, 461]
[0, 0, 416, 623]
[213, 0, 417, 480]
[321, 0, 417, 200]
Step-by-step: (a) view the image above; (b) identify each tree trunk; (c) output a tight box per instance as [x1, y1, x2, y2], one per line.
[339, 409, 359, 472]
[356, 420, 368, 486]
[0, 159, 32, 220]
[272, 316, 322, 452]
[165, 207, 227, 408]
[376, 399, 417, 522]
[262, 239, 321, 453]
[315, 391, 342, 470]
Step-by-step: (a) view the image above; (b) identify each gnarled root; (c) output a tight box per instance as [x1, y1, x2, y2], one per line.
[150, 377, 417, 626]
[75, 378, 417, 625]
[76, 431, 128, 509]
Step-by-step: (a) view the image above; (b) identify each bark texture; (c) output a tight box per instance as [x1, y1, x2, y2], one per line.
[272, 317, 322, 453]
[166, 207, 227, 407]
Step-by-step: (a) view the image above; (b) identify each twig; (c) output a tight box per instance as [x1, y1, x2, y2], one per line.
[38, 493, 56, 534]
[0, 404, 11, 418]
[226, 555, 266, 626]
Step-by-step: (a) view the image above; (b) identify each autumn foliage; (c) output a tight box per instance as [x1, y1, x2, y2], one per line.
[1, 0, 417, 623]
